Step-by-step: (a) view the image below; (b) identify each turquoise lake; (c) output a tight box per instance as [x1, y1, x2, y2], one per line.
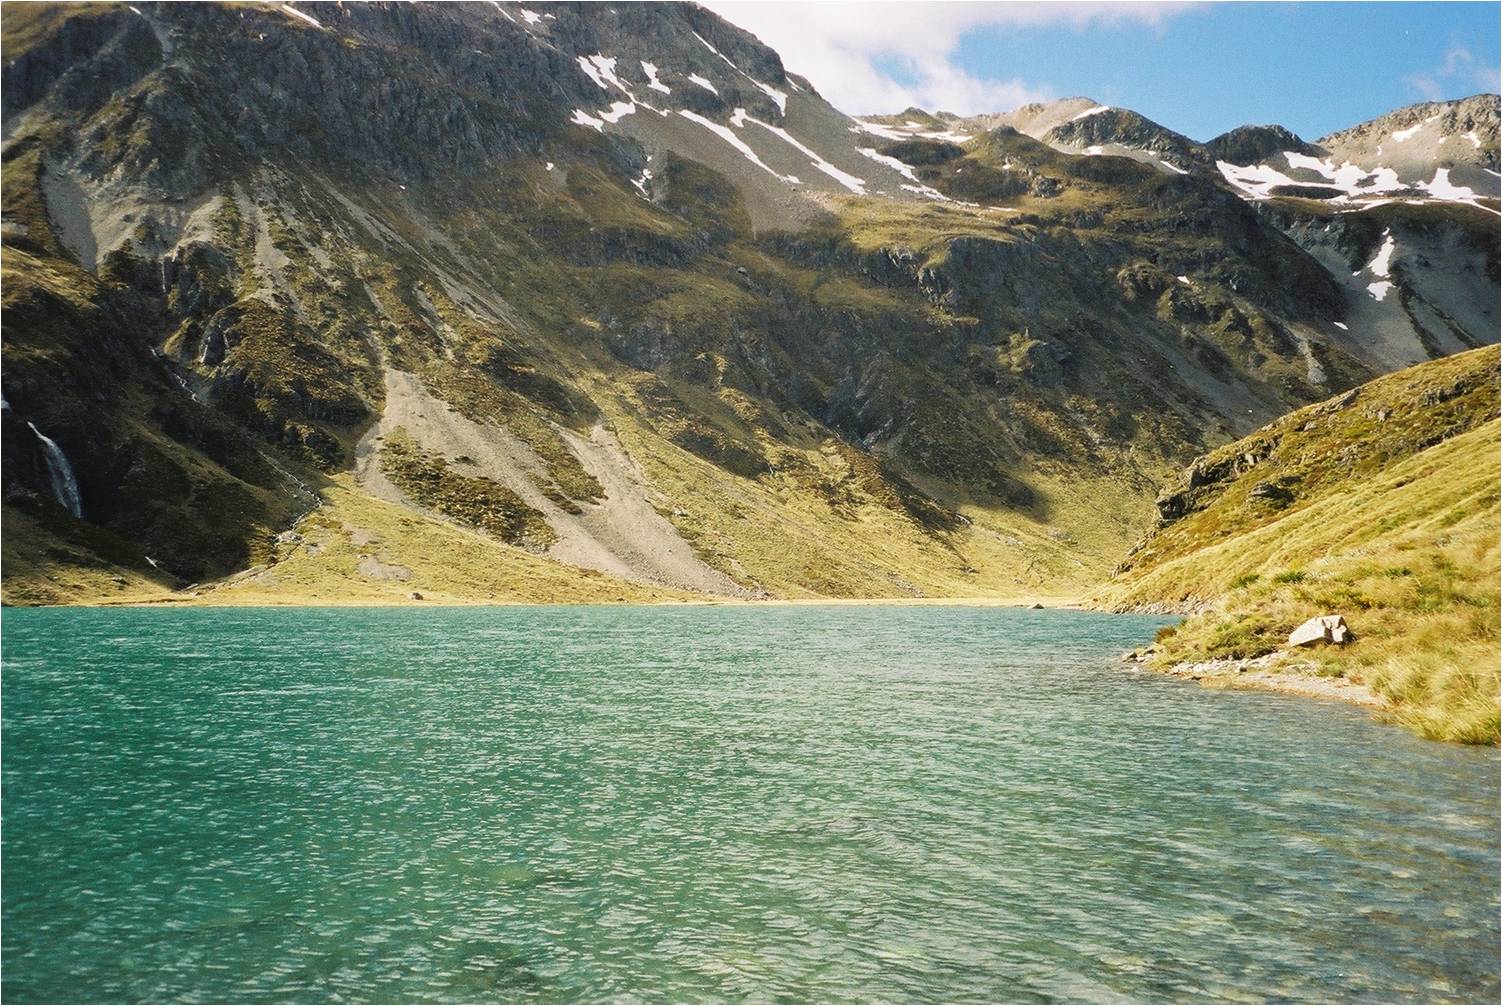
[2, 605, 1497, 1003]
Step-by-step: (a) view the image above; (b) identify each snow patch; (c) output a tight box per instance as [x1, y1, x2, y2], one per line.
[1366, 229, 1395, 278]
[578, 54, 629, 93]
[1367, 280, 1393, 302]
[687, 29, 785, 112]
[687, 73, 718, 95]
[1465, 130, 1481, 149]
[744, 116, 865, 193]
[917, 128, 972, 142]
[571, 109, 605, 132]
[678, 110, 800, 184]
[569, 56, 659, 129]
[856, 146, 920, 181]
[641, 61, 671, 95]
[1176, 275, 1191, 285]
[598, 101, 635, 124]
[1391, 122, 1423, 142]
[692, 31, 737, 70]
[1418, 167, 1477, 201]
[1282, 151, 1328, 174]
[1334, 322, 1349, 331]
[1360, 166, 1402, 191]
[518, 8, 542, 25]
[280, 3, 324, 29]
[853, 119, 906, 141]
[1070, 105, 1112, 122]
[859, 145, 949, 201]
[1218, 160, 1300, 199]
[851, 118, 968, 143]
[1282, 152, 1404, 195]
[751, 78, 788, 114]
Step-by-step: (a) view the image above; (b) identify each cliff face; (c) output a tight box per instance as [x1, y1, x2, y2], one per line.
[1, 3, 1495, 605]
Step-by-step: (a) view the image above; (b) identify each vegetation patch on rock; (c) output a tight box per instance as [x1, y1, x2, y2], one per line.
[378, 427, 556, 550]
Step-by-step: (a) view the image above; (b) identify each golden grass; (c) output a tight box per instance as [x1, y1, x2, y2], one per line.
[0, 506, 175, 606]
[588, 368, 1150, 602]
[201, 477, 693, 605]
[4, 477, 691, 607]
[1104, 417, 1500, 744]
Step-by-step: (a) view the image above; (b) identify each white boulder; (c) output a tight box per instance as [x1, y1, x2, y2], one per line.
[1288, 614, 1353, 647]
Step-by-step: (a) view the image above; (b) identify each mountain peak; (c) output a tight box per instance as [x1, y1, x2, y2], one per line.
[1204, 124, 1318, 164]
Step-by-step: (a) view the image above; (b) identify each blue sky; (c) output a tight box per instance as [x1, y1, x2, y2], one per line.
[708, 2, 1501, 140]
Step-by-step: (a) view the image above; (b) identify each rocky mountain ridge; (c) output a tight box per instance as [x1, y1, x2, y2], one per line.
[872, 92, 1500, 368]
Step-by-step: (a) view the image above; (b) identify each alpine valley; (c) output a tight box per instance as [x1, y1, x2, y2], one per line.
[2, 3, 1498, 734]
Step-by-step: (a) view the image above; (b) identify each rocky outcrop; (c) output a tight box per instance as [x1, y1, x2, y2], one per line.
[1203, 124, 1318, 165]
[1045, 107, 1203, 170]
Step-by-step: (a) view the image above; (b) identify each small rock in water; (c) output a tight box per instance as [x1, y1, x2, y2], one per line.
[1028, 602, 1044, 610]
[1288, 614, 1352, 647]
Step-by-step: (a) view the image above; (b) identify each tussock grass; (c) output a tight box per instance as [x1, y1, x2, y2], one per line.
[1101, 347, 1500, 743]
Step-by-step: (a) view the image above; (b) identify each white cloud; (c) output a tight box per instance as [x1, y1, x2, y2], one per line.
[1404, 44, 1501, 102]
[702, 1, 1198, 116]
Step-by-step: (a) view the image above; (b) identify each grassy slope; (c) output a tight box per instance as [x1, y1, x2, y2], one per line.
[1099, 346, 1500, 742]
[13, 475, 689, 607]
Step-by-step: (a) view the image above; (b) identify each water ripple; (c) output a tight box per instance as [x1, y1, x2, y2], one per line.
[2, 605, 1497, 1003]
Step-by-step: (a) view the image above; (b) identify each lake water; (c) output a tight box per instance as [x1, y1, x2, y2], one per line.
[2, 605, 1497, 1003]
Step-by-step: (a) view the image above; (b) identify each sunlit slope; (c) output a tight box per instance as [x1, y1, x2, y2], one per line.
[1099, 346, 1500, 741]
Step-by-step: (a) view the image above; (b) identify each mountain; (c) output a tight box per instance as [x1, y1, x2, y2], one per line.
[1098, 345, 1499, 742]
[906, 94, 1501, 369]
[1316, 94, 1500, 198]
[1208, 96, 1500, 370]
[867, 98, 1204, 175]
[1, 2, 1496, 609]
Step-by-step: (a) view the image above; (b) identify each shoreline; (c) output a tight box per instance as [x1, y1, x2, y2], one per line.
[3, 593, 1094, 610]
[1155, 653, 1384, 710]
[3, 593, 1406, 729]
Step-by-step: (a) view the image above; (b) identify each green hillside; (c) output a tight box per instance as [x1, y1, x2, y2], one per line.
[1100, 346, 1500, 742]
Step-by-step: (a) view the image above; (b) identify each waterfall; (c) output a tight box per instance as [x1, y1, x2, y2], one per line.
[26, 422, 83, 518]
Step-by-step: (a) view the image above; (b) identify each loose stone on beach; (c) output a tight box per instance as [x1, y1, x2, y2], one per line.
[1288, 614, 1353, 647]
